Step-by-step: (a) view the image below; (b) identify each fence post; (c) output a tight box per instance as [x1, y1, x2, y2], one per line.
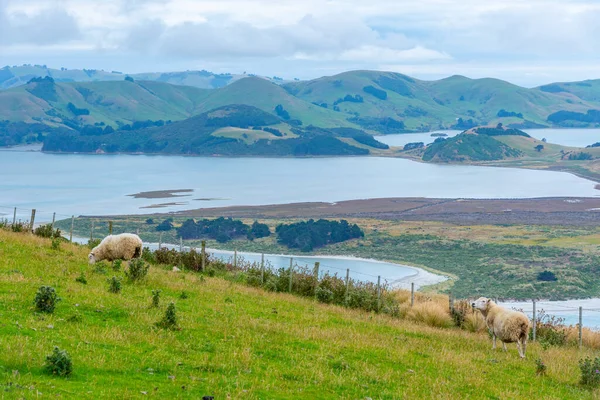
[288, 258, 293, 293]
[201, 241, 206, 271]
[29, 209, 36, 232]
[12, 207, 16, 227]
[90, 220, 94, 241]
[234, 250, 238, 269]
[69, 215, 74, 243]
[411, 282, 415, 307]
[345, 268, 350, 304]
[136, 227, 139, 235]
[51, 212, 56, 230]
[449, 295, 454, 314]
[532, 300, 537, 342]
[314, 262, 320, 298]
[261, 254, 265, 284]
[179, 237, 183, 253]
[579, 306, 583, 349]
[376, 275, 381, 312]
[159, 232, 162, 249]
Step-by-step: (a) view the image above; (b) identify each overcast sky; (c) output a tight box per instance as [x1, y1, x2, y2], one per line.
[0, 0, 599, 87]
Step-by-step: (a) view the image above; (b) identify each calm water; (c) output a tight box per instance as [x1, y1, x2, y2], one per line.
[0, 146, 598, 220]
[376, 128, 600, 148]
[501, 299, 600, 330]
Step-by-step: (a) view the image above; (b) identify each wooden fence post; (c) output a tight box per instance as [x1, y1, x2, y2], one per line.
[579, 306, 583, 349]
[234, 250, 237, 269]
[29, 209, 36, 232]
[136, 227, 139, 235]
[179, 237, 183, 253]
[69, 215, 74, 243]
[345, 268, 350, 304]
[90, 220, 94, 241]
[449, 295, 454, 314]
[411, 282, 415, 307]
[376, 275, 381, 312]
[314, 262, 320, 298]
[12, 207, 16, 227]
[261, 254, 265, 284]
[51, 212, 56, 230]
[532, 300, 537, 342]
[158, 232, 162, 249]
[201, 240, 206, 271]
[108, 221, 113, 235]
[288, 258, 293, 293]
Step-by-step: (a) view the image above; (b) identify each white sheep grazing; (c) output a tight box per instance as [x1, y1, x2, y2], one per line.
[88, 233, 143, 264]
[472, 297, 530, 358]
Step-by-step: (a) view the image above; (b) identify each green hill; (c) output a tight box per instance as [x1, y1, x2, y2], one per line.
[1, 228, 598, 398]
[0, 65, 282, 90]
[42, 104, 387, 156]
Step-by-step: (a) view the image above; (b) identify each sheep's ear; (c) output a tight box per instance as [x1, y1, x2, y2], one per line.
[486, 299, 490, 303]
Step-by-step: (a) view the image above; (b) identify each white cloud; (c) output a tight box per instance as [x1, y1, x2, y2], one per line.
[339, 45, 451, 63]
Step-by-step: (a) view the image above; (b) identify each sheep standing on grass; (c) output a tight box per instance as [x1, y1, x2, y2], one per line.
[472, 297, 530, 359]
[88, 233, 143, 264]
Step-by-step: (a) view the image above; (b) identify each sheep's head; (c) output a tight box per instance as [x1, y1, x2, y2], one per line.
[88, 252, 97, 264]
[472, 297, 491, 312]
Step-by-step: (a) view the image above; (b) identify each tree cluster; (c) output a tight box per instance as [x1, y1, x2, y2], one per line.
[275, 219, 364, 252]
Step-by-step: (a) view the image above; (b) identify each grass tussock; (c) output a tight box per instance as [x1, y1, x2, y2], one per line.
[407, 302, 454, 328]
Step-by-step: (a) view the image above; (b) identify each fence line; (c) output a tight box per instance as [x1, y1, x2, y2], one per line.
[3, 203, 600, 335]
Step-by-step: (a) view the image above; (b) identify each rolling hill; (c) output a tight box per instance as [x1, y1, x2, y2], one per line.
[42, 104, 389, 156]
[0, 64, 285, 90]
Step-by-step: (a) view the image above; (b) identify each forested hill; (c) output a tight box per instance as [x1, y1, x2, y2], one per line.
[42, 104, 389, 156]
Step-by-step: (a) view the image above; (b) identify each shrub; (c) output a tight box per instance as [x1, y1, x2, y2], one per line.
[154, 247, 180, 265]
[180, 291, 189, 299]
[34, 286, 61, 313]
[462, 313, 487, 332]
[156, 302, 179, 330]
[146, 218, 154, 224]
[181, 248, 204, 271]
[579, 356, 600, 386]
[407, 302, 453, 328]
[112, 259, 122, 271]
[126, 258, 149, 282]
[11, 221, 27, 233]
[108, 276, 122, 293]
[152, 289, 161, 307]
[534, 311, 567, 347]
[537, 270, 557, 281]
[315, 286, 334, 304]
[44, 347, 73, 377]
[75, 272, 87, 285]
[141, 247, 155, 264]
[536, 358, 547, 376]
[51, 237, 61, 250]
[34, 224, 61, 239]
[88, 238, 101, 249]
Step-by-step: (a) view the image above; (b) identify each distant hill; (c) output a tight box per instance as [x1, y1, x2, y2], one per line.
[0, 64, 286, 90]
[42, 104, 388, 156]
[421, 126, 529, 162]
[2, 68, 600, 149]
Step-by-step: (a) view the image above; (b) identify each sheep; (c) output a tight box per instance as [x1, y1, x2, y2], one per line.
[472, 297, 530, 358]
[88, 233, 143, 264]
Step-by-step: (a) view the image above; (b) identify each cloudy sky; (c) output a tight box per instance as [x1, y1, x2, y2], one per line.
[0, 0, 599, 86]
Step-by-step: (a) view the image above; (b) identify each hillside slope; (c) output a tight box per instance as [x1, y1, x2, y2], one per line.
[42, 104, 384, 156]
[0, 230, 596, 399]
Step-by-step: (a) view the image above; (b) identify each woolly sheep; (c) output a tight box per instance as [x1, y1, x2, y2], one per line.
[88, 233, 143, 264]
[472, 297, 530, 358]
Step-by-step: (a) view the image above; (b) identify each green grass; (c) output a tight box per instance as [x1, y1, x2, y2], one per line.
[1, 230, 600, 398]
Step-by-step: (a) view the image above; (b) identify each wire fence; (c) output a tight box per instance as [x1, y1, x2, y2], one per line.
[3, 203, 600, 338]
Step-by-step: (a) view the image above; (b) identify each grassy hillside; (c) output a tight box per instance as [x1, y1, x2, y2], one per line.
[0, 65, 281, 90]
[42, 104, 387, 156]
[1, 229, 600, 398]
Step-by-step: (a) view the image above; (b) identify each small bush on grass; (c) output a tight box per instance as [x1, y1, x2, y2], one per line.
[112, 259, 122, 271]
[534, 310, 567, 347]
[156, 302, 179, 330]
[152, 289, 161, 307]
[44, 347, 73, 377]
[407, 302, 453, 328]
[126, 258, 149, 282]
[462, 313, 487, 332]
[88, 238, 101, 249]
[579, 356, 600, 386]
[51, 237, 61, 250]
[154, 247, 180, 265]
[34, 224, 62, 239]
[34, 286, 61, 313]
[536, 358, 547, 376]
[141, 247, 155, 264]
[179, 291, 189, 299]
[75, 272, 87, 284]
[315, 286, 334, 304]
[93, 262, 108, 275]
[108, 276, 122, 293]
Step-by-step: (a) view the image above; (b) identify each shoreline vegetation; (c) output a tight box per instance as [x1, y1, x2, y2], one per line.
[55, 196, 600, 301]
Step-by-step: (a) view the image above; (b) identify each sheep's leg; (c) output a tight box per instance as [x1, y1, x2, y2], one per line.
[502, 342, 507, 352]
[519, 339, 526, 358]
[492, 335, 497, 350]
[516, 340, 524, 358]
